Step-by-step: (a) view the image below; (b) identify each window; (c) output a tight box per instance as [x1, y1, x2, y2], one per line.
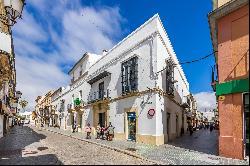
[121, 57, 138, 94]
[72, 94, 74, 104]
[80, 65, 83, 76]
[166, 59, 174, 95]
[79, 90, 82, 99]
[99, 82, 104, 99]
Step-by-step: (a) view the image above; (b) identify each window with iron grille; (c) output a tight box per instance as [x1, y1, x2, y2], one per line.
[121, 57, 138, 94]
[166, 59, 174, 95]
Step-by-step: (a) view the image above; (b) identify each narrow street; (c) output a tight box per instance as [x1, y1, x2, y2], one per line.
[168, 129, 219, 155]
[0, 126, 154, 165]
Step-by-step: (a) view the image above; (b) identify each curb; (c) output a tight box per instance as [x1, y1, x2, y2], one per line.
[35, 126, 165, 165]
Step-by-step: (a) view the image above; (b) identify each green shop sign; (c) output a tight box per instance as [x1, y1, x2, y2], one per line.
[74, 98, 81, 106]
[216, 78, 249, 96]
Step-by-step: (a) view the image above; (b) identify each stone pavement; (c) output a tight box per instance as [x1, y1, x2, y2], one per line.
[168, 128, 219, 155]
[0, 125, 155, 165]
[37, 125, 249, 165]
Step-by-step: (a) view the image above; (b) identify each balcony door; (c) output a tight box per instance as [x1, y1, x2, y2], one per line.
[99, 82, 104, 99]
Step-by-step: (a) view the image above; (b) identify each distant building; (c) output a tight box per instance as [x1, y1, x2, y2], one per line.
[202, 111, 215, 123]
[18, 111, 35, 125]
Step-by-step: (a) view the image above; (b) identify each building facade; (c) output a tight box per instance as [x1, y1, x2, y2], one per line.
[34, 91, 54, 127]
[0, 0, 24, 138]
[208, 0, 249, 159]
[48, 14, 194, 145]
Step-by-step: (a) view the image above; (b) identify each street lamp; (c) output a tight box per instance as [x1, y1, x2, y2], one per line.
[0, 0, 25, 26]
[16, 90, 22, 99]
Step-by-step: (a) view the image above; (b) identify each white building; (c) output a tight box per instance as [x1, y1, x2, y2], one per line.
[18, 111, 35, 125]
[51, 14, 192, 145]
[202, 111, 215, 123]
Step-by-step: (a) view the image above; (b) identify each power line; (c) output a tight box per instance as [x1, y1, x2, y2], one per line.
[156, 51, 217, 74]
[179, 51, 217, 65]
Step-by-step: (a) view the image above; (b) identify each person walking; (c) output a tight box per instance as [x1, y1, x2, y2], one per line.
[72, 120, 77, 133]
[188, 123, 193, 136]
[210, 123, 214, 132]
[85, 123, 92, 139]
[100, 126, 105, 140]
[96, 123, 101, 139]
[107, 122, 115, 141]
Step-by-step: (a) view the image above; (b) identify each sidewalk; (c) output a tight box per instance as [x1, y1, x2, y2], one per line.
[32, 125, 249, 165]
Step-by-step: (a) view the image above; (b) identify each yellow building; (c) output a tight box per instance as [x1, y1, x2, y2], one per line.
[34, 90, 54, 127]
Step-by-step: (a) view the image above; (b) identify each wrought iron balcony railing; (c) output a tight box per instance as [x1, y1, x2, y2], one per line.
[87, 89, 110, 104]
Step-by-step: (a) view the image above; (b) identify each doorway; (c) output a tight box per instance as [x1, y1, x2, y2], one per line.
[243, 93, 249, 157]
[99, 112, 106, 127]
[127, 112, 136, 141]
[167, 112, 170, 141]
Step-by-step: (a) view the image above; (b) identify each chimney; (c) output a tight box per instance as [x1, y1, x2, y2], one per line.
[102, 49, 108, 56]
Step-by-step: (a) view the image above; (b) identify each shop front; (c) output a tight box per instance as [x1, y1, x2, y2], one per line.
[127, 112, 136, 141]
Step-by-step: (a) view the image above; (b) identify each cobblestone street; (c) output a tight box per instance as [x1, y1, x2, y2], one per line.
[168, 128, 219, 155]
[33, 125, 250, 165]
[0, 125, 249, 165]
[0, 126, 154, 165]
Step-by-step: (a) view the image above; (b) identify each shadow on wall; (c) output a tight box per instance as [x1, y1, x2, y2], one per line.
[225, 50, 249, 82]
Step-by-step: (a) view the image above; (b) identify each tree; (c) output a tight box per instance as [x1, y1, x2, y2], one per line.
[19, 100, 28, 112]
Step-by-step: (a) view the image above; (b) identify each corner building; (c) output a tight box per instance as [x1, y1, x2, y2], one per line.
[51, 14, 194, 145]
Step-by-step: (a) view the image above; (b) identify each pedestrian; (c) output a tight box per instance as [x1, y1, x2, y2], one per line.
[104, 125, 110, 140]
[100, 126, 105, 140]
[21, 120, 24, 128]
[72, 121, 77, 133]
[181, 127, 184, 136]
[210, 123, 214, 132]
[96, 123, 101, 139]
[107, 122, 115, 141]
[84, 123, 92, 139]
[188, 123, 193, 136]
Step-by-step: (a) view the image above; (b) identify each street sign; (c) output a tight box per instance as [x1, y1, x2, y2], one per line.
[218, 96, 225, 101]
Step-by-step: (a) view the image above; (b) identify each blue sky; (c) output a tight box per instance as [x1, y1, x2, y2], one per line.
[13, 0, 216, 111]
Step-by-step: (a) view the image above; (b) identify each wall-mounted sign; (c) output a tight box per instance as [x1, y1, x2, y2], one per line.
[218, 96, 225, 101]
[148, 109, 155, 117]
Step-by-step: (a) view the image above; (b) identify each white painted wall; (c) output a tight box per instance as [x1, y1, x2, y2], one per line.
[50, 14, 191, 141]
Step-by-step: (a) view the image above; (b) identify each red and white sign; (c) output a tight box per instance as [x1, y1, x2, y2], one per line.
[148, 109, 155, 117]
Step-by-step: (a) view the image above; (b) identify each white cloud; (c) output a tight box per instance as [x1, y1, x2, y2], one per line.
[194, 92, 216, 112]
[12, 1, 126, 111]
[13, 10, 48, 43]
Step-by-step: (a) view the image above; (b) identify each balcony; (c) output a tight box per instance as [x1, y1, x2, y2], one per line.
[181, 96, 190, 108]
[87, 89, 110, 104]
